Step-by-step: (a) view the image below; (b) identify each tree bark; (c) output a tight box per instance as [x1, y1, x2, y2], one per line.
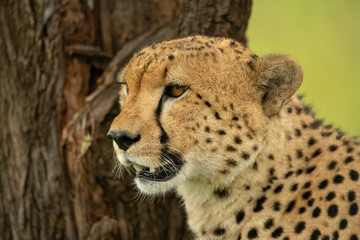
[177, 0, 252, 43]
[0, 0, 252, 239]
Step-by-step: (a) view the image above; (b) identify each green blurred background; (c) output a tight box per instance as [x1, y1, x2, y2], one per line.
[247, 0, 360, 137]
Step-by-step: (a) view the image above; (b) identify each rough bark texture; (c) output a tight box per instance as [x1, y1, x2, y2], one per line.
[0, 0, 252, 239]
[177, 0, 252, 43]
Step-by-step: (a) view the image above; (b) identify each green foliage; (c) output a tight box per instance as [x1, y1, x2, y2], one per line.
[248, 0, 360, 137]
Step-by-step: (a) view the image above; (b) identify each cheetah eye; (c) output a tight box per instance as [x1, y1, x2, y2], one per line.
[165, 85, 189, 98]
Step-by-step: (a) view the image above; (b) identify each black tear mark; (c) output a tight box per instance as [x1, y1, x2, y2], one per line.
[156, 96, 169, 144]
[155, 90, 183, 168]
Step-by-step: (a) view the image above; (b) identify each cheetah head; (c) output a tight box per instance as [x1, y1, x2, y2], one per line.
[108, 36, 302, 195]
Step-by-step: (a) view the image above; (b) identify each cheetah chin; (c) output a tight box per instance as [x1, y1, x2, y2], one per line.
[114, 148, 186, 194]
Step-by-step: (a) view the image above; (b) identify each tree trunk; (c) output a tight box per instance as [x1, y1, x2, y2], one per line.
[0, 0, 252, 239]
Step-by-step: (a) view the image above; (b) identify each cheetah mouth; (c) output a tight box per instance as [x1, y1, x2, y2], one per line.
[134, 162, 183, 182]
[131, 149, 184, 182]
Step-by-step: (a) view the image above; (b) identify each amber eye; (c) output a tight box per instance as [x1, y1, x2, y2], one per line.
[165, 85, 189, 98]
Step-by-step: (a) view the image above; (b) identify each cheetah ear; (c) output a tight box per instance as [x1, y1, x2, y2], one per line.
[253, 54, 303, 117]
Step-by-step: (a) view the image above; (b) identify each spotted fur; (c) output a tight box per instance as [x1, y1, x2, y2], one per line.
[109, 36, 360, 240]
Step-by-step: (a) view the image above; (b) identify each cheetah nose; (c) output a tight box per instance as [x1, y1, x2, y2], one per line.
[107, 131, 141, 151]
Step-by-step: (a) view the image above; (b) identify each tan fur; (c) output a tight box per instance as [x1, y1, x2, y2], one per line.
[109, 36, 360, 239]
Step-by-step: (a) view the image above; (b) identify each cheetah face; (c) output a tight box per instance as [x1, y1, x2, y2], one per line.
[108, 36, 302, 195]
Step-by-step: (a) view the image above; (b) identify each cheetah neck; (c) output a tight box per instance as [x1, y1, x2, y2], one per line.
[176, 96, 336, 237]
[178, 98, 306, 202]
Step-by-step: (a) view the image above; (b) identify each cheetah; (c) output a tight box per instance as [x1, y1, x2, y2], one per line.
[108, 36, 360, 240]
